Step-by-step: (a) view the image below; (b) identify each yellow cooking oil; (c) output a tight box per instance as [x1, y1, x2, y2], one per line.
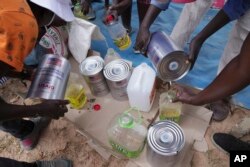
[114, 34, 131, 50]
[159, 107, 181, 123]
[65, 84, 87, 109]
[159, 89, 182, 123]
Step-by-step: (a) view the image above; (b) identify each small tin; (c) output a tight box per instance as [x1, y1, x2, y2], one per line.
[103, 59, 132, 101]
[80, 56, 110, 97]
[27, 54, 71, 99]
[147, 31, 191, 82]
[147, 120, 185, 156]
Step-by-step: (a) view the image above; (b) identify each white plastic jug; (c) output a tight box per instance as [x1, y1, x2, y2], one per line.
[127, 63, 156, 112]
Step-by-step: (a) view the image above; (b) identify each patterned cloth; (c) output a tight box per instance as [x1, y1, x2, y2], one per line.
[0, 0, 38, 72]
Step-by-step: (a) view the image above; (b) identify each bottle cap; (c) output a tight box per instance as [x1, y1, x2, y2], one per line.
[106, 14, 115, 24]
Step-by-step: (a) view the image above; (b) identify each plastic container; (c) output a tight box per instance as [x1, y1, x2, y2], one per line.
[105, 14, 131, 50]
[107, 108, 147, 158]
[65, 73, 87, 109]
[159, 89, 182, 123]
[127, 63, 156, 112]
[104, 48, 121, 65]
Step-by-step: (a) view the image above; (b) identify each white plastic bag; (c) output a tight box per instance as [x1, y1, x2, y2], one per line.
[68, 18, 105, 63]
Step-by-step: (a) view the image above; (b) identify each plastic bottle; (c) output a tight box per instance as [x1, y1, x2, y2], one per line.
[105, 14, 131, 50]
[107, 108, 147, 158]
[65, 73, 87, 109]
[127, 63, 156, 112]
[159, 89, 182, 123]
[104, 48, 121, 65]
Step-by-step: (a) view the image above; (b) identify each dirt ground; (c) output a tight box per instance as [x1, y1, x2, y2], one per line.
[0, 78, 250, 167]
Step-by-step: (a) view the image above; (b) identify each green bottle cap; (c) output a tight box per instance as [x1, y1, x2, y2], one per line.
[118, 113, 134, 128]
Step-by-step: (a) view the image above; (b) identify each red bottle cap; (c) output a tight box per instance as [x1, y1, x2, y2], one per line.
[93, 104, 101, 111]
[106, 14, 114, 24]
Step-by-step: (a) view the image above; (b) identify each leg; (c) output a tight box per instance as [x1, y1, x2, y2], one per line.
[217, 10, 250, 73]
[137, 0, 151, 25]
[119, 0, 132, 31]
[170, 0, 214, 48]
[0, 157, 36, 167]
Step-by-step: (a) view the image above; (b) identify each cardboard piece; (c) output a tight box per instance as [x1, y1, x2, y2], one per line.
[65, 57, 213, 166]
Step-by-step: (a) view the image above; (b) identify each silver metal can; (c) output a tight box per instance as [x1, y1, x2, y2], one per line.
[80, 56, 109, 97]
[147, 120, 185, 156]
[103, 59, 131, 101]
[27, 54, 71, 99]
[147, 31, 191, 82]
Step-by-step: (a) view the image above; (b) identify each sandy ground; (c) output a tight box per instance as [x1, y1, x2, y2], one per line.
[0, 78, 249, 167]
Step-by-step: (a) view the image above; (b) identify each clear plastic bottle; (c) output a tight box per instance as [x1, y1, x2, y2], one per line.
[105, 14, 131, 50]
[107, 108, 147, 158]
[127, 63, 156, 112]
[104, 48, 121, 65]
[159, 89, 182, 123]
[65, 73, 87, 109]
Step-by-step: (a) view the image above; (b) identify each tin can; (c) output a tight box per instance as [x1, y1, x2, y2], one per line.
[147, 120, 185, 156]
[103, 59, 132, 101]
[80, 56, 109, 97]
[147, 31, 191, 82]
[27, 54, 71, 99]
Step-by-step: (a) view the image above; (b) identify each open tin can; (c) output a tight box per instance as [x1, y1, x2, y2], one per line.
[147, 31, 191, 82]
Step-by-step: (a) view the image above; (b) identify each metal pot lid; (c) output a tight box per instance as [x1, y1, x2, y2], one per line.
[147, 120, 185, 156]
[157, 51, 191, 82]
[80, 56, 104, 76]
[104, 59, 131, 81]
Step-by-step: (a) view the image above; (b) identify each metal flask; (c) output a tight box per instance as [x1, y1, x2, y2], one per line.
[147, 31, 191, 82]
[27, 54, 71, 99]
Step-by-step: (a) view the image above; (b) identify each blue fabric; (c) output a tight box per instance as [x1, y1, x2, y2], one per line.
[151, 0, 171, 10]
[223, 0, 250, 21]
[90, 1, 250, 109]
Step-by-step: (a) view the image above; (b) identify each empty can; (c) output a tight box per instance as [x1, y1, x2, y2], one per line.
[27, 54, 71, 99]
[147, 31, 191, 81]
[103, 59, 132, 101]
[80, 56, 109, 97]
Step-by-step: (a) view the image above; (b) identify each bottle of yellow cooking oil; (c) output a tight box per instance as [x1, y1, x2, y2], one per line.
[159, 89, 182, 123]
[65, 73, 87, 109]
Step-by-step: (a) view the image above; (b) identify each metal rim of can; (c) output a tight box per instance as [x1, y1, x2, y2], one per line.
[157, 51, 191, 82]
[80, 56, 104, 76]
[147, 120, 185, 156]
[104, 59, 131, 82]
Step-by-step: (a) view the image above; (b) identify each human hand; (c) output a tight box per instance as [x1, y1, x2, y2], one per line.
[188, 37, 204, 69]
[172, 85, 198, 105]
[35, 100, 69, 119]
[134, 27, 150, 55]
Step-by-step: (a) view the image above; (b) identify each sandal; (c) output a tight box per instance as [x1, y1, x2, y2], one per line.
[206, 97, 232, 122]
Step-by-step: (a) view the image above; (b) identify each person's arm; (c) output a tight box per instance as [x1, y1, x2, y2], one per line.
[134, 0, 170, 54]
[189, 9, 230, 65]
[176, 33, 250, 105]
[189, 0, 250, 66]
[0, 97, 69, 121]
